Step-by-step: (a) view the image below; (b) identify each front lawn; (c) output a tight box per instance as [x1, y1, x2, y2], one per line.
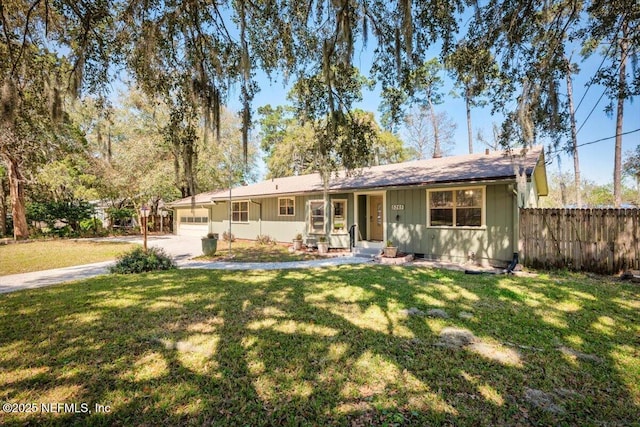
[0, 266, 638, 425]
[198, 239, 328, 262]
[0, 240, 137, 275]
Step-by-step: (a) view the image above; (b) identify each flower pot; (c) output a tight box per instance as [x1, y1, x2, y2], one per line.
[201, 237, 218, 256]
[383, 246, 398, 258]
[292, 239, 303, 251]
[317, 241, 329, 254]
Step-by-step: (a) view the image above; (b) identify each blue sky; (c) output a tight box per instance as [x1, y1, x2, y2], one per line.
[227, 44, 639, 187]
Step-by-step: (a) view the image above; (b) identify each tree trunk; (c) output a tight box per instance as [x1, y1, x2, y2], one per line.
[429, 100, 442, 158]
[465, 86, 473, 154]
[613, 20, 627, 208]
[6, 156, 28, 239]
[565, 62, 581, 208]
[0, 172, 6, 236]
[557, 155, 567, 206]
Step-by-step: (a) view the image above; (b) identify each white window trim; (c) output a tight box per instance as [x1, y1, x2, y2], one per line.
[427, 186, 486, 228]
[308, 199, 326, 234]
[332, 199, 348, 234]
[231, 200, 250, 224]
[278, 197, 295, 217]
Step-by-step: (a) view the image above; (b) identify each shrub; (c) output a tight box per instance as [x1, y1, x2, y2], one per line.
[110, 247, 176, 274]
[52, 225, 74, 238]
[80, 218, 103, 232]
[222, 231, 235, 242]
[256, 234, 276, 245]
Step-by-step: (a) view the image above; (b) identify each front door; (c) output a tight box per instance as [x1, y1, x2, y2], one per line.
[369, 195, 384, 241]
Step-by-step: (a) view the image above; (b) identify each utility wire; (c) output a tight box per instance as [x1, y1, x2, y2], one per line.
[546, 128, 640, 158]
[575, 87, 608, 134]
[575, 43, 630, 135]
[574, 39, 616, 114]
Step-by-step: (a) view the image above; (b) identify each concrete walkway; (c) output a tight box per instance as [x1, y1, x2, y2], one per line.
[0, 236, 372, 294]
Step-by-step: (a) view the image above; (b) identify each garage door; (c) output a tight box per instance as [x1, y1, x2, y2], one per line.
[177, 223, 208, 237]
[176, 208, 209, 237]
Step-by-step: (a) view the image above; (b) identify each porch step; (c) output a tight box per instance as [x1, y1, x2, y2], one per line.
[352, 247, 383, 258]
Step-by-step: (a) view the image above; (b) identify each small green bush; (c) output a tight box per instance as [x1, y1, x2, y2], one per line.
[80, 218, 103, 232]
[110, 247, 176, 274]
[52, 225, 74, 238]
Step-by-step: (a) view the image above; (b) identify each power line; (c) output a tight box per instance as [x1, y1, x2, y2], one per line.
[575, 87, 608, 134]
[574, 40, 615, 114]
[578, 128, 640, 147]
[573, 17, 622, 115]
[546, 128, 640, 157]
[575, 41, 631, 135]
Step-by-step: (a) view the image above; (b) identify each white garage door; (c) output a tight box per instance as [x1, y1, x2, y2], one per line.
[177, 223, 208, 237]
[176, 208, 209, 237]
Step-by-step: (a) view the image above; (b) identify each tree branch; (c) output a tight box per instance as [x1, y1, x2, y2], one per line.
[12, 0, 43, 76]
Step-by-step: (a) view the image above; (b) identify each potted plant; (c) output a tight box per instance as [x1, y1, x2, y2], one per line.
[201, 232, 219, 256]
[317, 235, 329, 254]
[383, 240, 398, 258]
[292, 232, 303, 251]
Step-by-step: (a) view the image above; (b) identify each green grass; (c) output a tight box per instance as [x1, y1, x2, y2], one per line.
[199, 240, 327, 262]
[0, 266, 638, 426]
[0, 240, 137, 275]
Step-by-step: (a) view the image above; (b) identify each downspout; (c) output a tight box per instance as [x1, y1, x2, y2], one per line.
[509, 179, 521, 273]
[512, 182, 520, 262]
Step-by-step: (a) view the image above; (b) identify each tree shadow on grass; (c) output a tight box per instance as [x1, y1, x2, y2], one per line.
[0, 266, 638, 425]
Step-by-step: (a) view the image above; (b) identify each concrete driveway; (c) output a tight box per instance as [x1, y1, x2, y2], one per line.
[0, 235, 369, 294]
[0, 235, 202, 294]
[95, 234, 204, 262]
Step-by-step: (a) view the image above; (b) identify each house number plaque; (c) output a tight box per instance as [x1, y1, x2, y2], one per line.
[391, 204, 405, 211]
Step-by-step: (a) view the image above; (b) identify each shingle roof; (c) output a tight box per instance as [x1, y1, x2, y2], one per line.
[169, 146, 544, 206]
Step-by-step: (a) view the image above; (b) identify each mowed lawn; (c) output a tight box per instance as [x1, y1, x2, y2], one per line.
[199, 240, 326, 263]
[0, 240, 137, 275]
[0, 266, 638, 426]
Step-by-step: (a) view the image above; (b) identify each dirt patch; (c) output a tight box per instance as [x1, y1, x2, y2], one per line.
[558, 345, 603, 363]
[400, 307, 425, 316]
[435, 327, 476, 348]
[426, 308, 450, 319]
[523, 387, 566, 415]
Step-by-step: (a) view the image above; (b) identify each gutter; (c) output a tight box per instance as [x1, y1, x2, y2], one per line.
[205, 175, 529, 203]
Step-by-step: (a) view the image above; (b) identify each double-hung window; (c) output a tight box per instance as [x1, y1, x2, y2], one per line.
[428, 187, 484, 227]
[232, 201, 249, 223]
[309, 200, 325, 233]
[278, 197, 295, 216]
[332, 200, 347, 233]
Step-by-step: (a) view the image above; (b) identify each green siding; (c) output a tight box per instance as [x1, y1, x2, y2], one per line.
[386, 184, 514, 264]
[205, 184, 515, 260]
[207, 193, 352, 248]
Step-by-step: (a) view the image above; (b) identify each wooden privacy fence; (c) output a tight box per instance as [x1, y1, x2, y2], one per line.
[519, 208, 640, 274]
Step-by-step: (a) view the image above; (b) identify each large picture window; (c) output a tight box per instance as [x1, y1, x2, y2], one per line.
[232, 201, 249, 223]
[428, 187, 484, 227]
[309, 200, 325, 233]
[332, 200, 347, 233]
[278, 197, 295, 216]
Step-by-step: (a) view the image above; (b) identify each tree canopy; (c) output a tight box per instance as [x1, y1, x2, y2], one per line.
[1, 0, 639, 237]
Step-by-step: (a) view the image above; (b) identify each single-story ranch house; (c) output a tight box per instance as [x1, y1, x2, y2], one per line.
[169, 146, 548, 266]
